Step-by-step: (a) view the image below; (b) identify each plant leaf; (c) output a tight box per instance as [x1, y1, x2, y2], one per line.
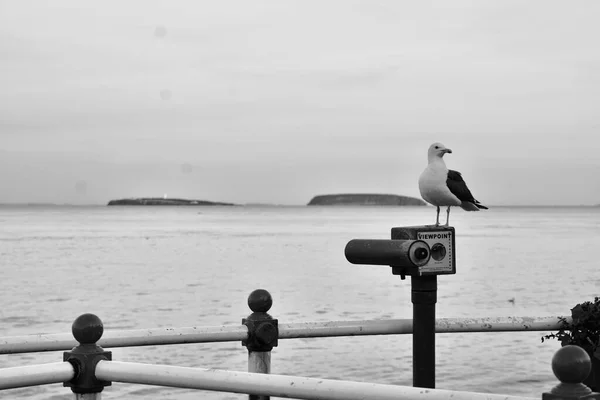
[572, 304, 584, 321]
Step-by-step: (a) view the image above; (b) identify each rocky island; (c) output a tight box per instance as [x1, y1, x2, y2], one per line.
[107, 198, 236, 206]
[307, 194, 426, 206]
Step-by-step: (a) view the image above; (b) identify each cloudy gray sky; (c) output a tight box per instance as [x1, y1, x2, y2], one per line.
[1, 1, 599, 205]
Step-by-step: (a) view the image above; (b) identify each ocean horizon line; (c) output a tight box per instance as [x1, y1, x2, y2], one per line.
[0, 202, 598, 208]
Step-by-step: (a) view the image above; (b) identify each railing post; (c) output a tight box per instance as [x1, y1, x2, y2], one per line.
[63, 313, 112, 399]
[242, 289, 278, 400]
[543, 345, 600, 400]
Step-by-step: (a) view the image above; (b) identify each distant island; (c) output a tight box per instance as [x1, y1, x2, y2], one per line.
[307, 194, 426, 206]
[107, 198, 236, 206]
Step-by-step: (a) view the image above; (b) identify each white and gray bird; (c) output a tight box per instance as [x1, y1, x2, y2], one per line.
[418, 143, 488, 226]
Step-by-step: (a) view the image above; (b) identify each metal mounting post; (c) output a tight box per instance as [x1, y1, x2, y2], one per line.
[411, 275, 437, 388]
[346, 225, 455, 390]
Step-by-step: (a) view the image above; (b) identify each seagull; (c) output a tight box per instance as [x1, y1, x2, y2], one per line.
[418, 143, 488, 226]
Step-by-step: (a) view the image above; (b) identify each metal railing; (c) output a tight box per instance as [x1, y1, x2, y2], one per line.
[0, 290, 591, 400]
[0, 315, 568, 354]
[0, 356, 541, 400]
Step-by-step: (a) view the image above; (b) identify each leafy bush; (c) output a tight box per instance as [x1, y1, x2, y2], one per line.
[542, 297, 600, 359]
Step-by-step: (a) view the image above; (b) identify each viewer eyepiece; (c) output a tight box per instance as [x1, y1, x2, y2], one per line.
[408, 240, 431, 267]
[415, 248, 429, 260]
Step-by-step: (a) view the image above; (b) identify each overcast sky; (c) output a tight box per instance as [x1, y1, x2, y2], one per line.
[1, 1, 599, 205]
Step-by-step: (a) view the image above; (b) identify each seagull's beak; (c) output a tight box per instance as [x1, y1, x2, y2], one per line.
[443, 148, 452, 154]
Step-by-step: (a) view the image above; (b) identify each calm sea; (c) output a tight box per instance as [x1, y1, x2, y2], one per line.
[1, 205, 599, 399]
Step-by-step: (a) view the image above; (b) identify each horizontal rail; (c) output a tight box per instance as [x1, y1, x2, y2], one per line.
[0, 362, 74, 390]
[96, 360, 535, 400]
[0, 325, 248, 354]
[280, 316, 568, 338]
[0, 316, 569, 355]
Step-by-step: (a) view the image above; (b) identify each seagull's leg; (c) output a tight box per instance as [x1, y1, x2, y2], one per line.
[445, 206, 451, 226]
[435, 206, 440, 226]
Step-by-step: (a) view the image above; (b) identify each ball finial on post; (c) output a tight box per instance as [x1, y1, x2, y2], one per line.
[552, 345, 592, 384]
[64, 313, 112, 394]
[243, 289, 278, 351]
[72, 313, 104, 345]
[248, 289, 273, 313]
[543, 345, 598, 400]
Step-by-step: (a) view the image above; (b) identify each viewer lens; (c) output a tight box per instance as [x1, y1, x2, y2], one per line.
[431, 243, 446, 261]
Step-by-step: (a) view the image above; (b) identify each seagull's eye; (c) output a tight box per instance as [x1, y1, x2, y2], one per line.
[435, 146, 439, 149]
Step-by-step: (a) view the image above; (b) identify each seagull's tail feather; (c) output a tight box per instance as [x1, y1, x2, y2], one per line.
[460, 200, 488, 211]
[460, 202, 480, 211]
[473, 199, 488, 210]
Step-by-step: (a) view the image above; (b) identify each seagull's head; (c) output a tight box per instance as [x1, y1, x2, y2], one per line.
[428, 142, 452, 162]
